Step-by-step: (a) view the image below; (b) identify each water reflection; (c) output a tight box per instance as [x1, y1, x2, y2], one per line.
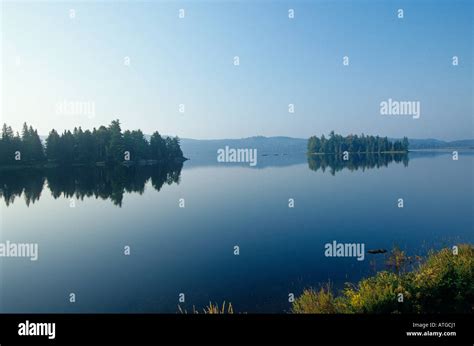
[0, 153, 410, 206]
[307, 153, 409, 175]
[0, 163, 183, 207]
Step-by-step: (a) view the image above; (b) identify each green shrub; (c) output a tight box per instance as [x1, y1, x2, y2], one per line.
[292, 284, 349, 314]
[292, 244, 473, 314]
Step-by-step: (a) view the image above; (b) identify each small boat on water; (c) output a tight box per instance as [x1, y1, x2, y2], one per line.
[367, 249, 388, 254]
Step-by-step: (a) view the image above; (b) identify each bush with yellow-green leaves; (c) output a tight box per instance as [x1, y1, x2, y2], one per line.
[292, 244, 473, 314]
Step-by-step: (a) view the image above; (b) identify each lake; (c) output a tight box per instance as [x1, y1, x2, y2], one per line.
[0, 151, 472, 313]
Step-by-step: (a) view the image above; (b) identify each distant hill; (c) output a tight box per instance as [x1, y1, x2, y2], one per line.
[179, 136, 308, 157]
[402, 138, 474, 150]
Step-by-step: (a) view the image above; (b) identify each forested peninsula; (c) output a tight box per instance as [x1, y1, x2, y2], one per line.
[0, 120, 186, 167]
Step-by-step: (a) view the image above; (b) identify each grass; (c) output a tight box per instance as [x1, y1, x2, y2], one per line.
[178, 301, 234, 314]
[292, 244, 473, 314]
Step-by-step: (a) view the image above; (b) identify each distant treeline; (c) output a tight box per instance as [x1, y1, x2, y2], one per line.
[0, 120, 184, 165]
[308, 131, 409, 154]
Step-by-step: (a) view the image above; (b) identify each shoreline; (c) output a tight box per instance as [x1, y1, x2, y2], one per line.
[0, 157, 188, 171]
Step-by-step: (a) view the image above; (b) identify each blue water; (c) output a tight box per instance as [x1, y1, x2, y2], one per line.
[0, 151, 472, 313]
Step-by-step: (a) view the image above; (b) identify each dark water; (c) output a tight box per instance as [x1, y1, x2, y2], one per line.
[0, 151, 472, 313]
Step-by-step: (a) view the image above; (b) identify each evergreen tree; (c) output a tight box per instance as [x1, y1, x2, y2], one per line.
[402, 137, 409, 151]
[59, 130, 75, 163]
[150, 131, 167, 161]
[107, 120, 124, 162]
[46, 129, 61, 161]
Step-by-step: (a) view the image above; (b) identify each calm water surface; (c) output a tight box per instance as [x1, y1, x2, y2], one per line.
[0, 151, 472, 312]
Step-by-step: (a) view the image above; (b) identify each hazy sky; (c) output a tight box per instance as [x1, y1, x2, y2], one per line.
[1, 0, 472, 140]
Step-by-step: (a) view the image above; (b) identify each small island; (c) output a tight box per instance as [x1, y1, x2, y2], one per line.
[308, 131, 409, 155]
[0, 120, 186, 167]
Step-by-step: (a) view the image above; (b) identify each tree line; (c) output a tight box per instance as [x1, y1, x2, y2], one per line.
[0, 120, 185, 165]
[308, 131, 409, 154]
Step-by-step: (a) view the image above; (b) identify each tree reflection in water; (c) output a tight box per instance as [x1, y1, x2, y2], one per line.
[0, 163, 183, 207]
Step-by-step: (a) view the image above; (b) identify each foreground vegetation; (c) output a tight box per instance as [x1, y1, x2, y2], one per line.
[181, 245, 473, 314]
[308, 131, 409, 154]
[292, 244, 473, 313]
[178, 302, 234, 314]
[0, 120, 184, 165]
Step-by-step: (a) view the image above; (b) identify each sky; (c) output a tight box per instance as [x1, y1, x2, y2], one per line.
[1, 0, 472, 140]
